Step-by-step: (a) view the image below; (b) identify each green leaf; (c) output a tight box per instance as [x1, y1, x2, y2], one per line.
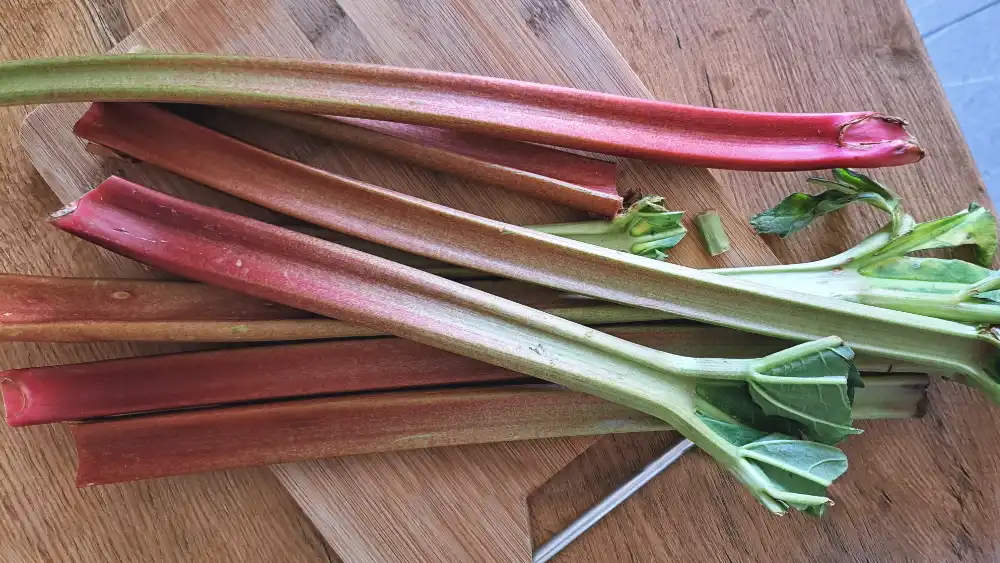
[874, 203, 998, 266]
[696, 342, 862, 445]
[630, 226, 687, 260]
[750, 191, 867, 238]
[697, 415, 847, 515]
[699, 413, 771, 447]
[976, 290, 1000, 303]
[695, 382, 799, 436]
[749, 344, 863, 444]
[858, 256, 993, 284]
[743, 435, 848, 516]
[750, 169, 902, 238]
[830, 168, 899, 202]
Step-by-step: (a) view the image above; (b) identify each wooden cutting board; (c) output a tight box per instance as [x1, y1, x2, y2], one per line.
[19, 1, 765, 561]
[11, 0, 1000, 561]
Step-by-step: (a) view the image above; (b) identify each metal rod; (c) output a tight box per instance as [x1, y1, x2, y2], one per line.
[532, 438, 695, 563]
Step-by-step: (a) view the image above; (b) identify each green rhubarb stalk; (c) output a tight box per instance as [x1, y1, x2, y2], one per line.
[694, 210, 730, 256]
[319, 170, 1000, 325]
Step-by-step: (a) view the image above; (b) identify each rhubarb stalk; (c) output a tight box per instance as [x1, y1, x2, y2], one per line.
[0, 274, 370, 342]
[694, 211, 730, 256]
[305, 195, 687, 261]
[64, 385, 699, 487]
[73, 102, 1000, 403]
[0, 274, 675, 342]
[69, 375, 928, 487]
[1, 54, 923, 170]
[0, 323, 916, 427]
[54, 177, 864, 514]
[236, 109, 622, 216]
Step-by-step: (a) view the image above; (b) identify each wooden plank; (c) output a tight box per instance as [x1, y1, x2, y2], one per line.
[278, 438, 596, 562]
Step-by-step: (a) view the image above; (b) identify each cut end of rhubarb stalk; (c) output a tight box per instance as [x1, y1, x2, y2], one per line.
[963, 332, 1000, 404]
[51, 202, 77, 219]
[1, 377, 28, 425]
[838, 114, 926, 163]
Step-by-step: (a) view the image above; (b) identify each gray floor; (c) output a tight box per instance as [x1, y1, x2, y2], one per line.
[908, 0, 999, 200]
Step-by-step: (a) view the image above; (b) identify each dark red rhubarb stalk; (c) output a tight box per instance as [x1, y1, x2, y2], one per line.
[70, 385, 667, 486]
[238, 110, 622, 216]
[3, 54, 922, 170]
[2, 337, 531, 427]
[70, 375, 928, 487]
[1, 322, 915, 427]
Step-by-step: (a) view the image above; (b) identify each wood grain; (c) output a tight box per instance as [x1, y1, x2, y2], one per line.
[277, 438, 595, 562]
[5, 0, 999, 562]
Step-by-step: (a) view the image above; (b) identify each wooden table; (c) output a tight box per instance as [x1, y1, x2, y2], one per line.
[1, 0, 997, 561]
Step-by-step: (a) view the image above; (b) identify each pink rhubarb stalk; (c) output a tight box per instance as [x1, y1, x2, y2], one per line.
[2, 54, 923, 170]
[240, 109, 622, 216]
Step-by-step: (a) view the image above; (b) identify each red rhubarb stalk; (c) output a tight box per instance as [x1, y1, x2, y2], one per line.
[70, 385, 666, 486]
[1, 323, 914, 427]
[69, 376, 927, 487]
[2, 54, 923, 170]
[239, 109, 622, 216]
[56, 178, 910, 513]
